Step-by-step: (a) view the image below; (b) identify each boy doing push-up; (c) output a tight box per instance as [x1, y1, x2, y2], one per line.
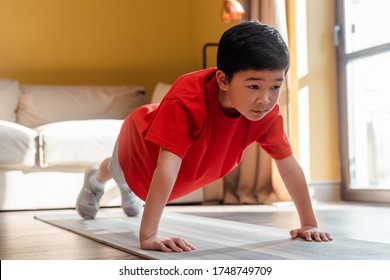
[76, 21, 332, 253]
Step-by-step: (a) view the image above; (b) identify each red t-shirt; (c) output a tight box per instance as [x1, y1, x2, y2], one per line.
[117, 68, 292, 202]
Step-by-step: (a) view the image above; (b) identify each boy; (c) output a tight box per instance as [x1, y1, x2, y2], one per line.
[76, 21, 332, 253]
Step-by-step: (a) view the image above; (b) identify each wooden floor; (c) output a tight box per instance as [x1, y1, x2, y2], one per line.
[1, 202, 390, 260]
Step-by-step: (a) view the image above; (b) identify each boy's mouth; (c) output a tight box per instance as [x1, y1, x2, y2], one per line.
[252, 109, 268, 115]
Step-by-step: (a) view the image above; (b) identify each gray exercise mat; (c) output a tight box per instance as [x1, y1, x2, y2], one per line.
[35, 211, 390, 260]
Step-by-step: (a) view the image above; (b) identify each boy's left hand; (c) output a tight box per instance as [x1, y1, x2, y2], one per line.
[290, 226, 333, 242]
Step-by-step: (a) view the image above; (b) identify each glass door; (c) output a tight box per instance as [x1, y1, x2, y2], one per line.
[335, 0, 390, 202]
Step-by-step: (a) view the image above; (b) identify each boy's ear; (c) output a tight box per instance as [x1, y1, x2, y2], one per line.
[216, 70, 229, 91]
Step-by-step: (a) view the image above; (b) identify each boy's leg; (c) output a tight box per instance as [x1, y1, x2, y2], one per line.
[76, 158, 111, 219]
[108, 141, 143, 217]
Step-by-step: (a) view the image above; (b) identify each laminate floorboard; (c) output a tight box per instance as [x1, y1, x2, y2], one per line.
[0, 209, 143, 260]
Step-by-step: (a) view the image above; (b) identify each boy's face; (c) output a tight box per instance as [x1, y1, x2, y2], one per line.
[216, 69, 285, 121]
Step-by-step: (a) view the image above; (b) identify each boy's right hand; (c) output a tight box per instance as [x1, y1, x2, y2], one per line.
[140, 235, 196, 253]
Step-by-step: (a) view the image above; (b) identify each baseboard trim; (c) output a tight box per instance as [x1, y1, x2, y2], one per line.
[308, 180, 342, 202]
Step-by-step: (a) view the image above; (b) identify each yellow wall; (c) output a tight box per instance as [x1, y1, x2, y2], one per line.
[307, 0, 339, 181]
[288, 0, 340, 182]
[0, 0, 235, 98]
[192, 0, 235, 69]
[0, 0, 196, 97]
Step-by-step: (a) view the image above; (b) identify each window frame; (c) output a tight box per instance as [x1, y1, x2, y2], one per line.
[335, 0, 390, 202]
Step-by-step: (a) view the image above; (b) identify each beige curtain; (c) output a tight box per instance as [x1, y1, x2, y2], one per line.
[223, 0, 292, 204]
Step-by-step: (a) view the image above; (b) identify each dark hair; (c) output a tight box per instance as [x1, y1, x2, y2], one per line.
[217, 21, 290, 81]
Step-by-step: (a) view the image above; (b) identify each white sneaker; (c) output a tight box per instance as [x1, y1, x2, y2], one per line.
[76, 167, 104, 219]
[119, 187, 143, 217]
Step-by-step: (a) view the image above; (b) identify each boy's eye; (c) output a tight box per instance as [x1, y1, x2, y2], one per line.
[248, 85, 259, 90]
[271, 85, 281, 90]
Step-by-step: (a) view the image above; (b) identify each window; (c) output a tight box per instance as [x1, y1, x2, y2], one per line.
[335, 0, 390, 202]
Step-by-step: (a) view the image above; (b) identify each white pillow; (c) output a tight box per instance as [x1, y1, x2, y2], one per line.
[151, 82, 171, 104]
[17, 85, 146, 127]
[0, 121, 37, 168]
[0, 79, 21, 122]
[35, 119, 123, 167]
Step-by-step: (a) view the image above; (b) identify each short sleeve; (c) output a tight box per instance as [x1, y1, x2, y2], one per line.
[145, 98, 203, 158]
[257, 113, 292, 160]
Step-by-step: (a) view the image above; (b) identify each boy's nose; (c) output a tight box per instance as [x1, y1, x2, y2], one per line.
[256, 91, 271, 105]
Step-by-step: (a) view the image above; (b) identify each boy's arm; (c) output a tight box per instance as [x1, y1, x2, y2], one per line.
[139, 147, 196, 252]
[275, 155, 332, 242]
